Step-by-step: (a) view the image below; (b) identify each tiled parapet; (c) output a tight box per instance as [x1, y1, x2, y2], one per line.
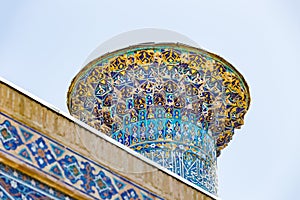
[67, 43, 250, 195]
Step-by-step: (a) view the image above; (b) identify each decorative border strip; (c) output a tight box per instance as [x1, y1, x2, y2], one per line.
[0, 112, 163, 200]
[0, 162, 72, 200]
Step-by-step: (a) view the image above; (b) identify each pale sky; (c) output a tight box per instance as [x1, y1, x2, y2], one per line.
[1, 1, 300, 199]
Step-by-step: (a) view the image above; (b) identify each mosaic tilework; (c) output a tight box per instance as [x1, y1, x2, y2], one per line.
[0, 162, 72, 200]
[132, 141, 217, 194]
[68, 45, 250, 152]
[0, 112, 163, 200]
[67, 44, 250, 195]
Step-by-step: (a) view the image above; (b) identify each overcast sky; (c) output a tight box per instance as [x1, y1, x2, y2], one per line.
[1, 1, 300, 199]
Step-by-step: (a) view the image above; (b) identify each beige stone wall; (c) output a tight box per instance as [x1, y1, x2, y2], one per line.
[0, 80, 214, 200]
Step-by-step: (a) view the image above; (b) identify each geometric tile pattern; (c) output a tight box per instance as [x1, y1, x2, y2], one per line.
[67, 44, 250, 195]
[0, 162, 72, 200]
[27, 137, 56, 168]
[0, 112, 163, 200]
[0, 120, 23, 151]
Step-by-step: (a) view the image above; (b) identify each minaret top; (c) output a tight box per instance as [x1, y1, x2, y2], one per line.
[67, 29, 250, 195]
